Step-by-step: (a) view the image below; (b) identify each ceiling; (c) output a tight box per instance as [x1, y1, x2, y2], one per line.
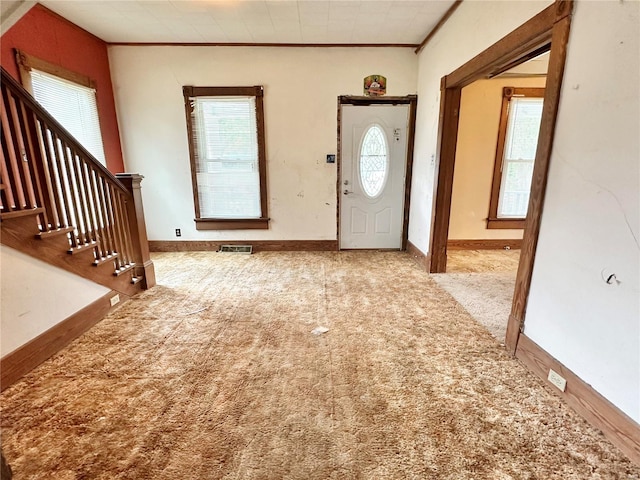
[38, 0, 457, 45]
[500, 51, 549, 77]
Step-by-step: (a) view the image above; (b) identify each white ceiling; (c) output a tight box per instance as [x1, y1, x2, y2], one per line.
[38, 0, 457, 45]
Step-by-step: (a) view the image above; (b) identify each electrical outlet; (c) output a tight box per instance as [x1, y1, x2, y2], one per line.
[548, 369, 567, 392]
[110, 294, 120, 307]
[175, 228, 181, 237]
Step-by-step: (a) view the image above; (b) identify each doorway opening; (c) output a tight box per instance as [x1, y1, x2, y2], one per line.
[433, 51, 549, 342]
[337, 96, 417, 250]
[427, 1, 573, 353]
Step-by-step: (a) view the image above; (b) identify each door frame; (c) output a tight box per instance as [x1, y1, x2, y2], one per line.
[427, 0, 573, 354]
[337, 95, 418, 250]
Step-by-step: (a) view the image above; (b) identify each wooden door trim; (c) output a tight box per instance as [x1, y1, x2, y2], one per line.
[336, 95, 418, 250]
[427, 0, 573, 356]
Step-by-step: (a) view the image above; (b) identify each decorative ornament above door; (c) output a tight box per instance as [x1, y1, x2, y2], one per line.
[363, 75, 386, 96]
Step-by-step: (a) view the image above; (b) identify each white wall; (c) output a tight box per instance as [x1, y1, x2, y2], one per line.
[409, 0, 553, 253]
[108, 46, 417, 241]
[0, 245, 109, 357]
[524, 0, 640, 423]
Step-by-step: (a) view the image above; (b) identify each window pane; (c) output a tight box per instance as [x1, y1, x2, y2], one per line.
[30, 70, 106, 165]
[193, 97, 261, 218]
[504, 98, 543, 161]
[498, 97, 543, 218]
[359, 125, 388, 198]
[498, 161, 534, 217]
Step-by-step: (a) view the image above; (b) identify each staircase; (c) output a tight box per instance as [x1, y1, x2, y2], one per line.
[0, 66, 155, 297]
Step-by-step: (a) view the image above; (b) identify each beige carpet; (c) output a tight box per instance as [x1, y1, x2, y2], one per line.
[431, 272, 516, 342]
[446, 249, 521, 274]
[1, 251, 638, 479]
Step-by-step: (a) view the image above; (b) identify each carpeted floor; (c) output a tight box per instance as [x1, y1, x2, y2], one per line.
[446, 249, 521, 274]
[1, 251, 638, 479]
[432, 250, 520, 341]
[431, 272, 516, 341]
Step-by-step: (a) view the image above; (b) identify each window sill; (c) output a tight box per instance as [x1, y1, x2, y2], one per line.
[195, 218, 269, 230]
[486, 217, 525, 230]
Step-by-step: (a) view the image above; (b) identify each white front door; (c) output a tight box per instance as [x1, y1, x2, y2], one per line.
[340, 105, 409, 249]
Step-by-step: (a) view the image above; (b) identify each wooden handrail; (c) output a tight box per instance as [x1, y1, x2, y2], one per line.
[0, 67, 129, 195]
[0, 66, 154, 287]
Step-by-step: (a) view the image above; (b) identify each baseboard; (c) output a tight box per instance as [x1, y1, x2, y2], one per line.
[406, 240, 431, 270]
[515, 334, 640, 465]
[447, 239, 522, 250]
[149, 240, 339, 252]
[0, 290, 126, 392]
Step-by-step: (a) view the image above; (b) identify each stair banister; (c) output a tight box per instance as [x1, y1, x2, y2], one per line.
[1, 65, 155, 290]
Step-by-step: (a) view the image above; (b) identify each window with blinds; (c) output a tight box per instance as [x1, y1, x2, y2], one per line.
[183, 86, 268, 230]
[193, 97, 260, 218]
[30, 69, 106, 166]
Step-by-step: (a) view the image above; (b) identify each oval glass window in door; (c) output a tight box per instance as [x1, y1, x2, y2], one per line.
[359, 124, 388, 198]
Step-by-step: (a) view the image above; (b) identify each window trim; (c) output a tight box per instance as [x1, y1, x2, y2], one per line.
[183, 85, 269, 230]
[15, 49, 95, 92]
[487, 86, 545, 230]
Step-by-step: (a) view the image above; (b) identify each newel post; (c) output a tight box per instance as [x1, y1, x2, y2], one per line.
[116, 173, 156, 289]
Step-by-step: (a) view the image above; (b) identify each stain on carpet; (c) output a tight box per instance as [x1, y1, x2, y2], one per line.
[1, 251, 638, 479]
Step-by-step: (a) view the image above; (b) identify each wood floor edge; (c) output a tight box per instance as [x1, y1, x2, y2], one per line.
[149, 240, 339, 252]
[0, 290, 127, 392]
[406, 240, 431, 270]
[515, 334, 640, 465]
[447, 239, 522, 250]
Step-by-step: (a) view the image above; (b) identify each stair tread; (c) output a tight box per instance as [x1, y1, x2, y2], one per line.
[67, 241, 99, 255]
[37, 226, 74, 239]
[114, 263, 136, 277]
[93, 253, 119, 267]
[0, 207, 45, 220]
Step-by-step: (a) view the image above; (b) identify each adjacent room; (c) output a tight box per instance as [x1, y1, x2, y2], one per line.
[1, 0, 638, 477]
[432, 52, 549, 341]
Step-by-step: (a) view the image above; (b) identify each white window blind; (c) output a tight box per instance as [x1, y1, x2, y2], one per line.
[192, 96, 261, 219]
[497, 97, 543, 218]
[30, 69, 106, 166]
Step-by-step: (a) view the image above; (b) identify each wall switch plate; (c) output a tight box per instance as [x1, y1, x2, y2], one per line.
[110, 294, 120, 307]
[175, 228, 181, 237]
[548, 369, 567, 392]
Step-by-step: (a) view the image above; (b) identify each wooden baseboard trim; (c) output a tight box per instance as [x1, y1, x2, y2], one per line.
[0, 290, 126, 392]
[515, 334, 640, 464]
[149, 240, 339, 252]
[447, 239, 522, 250]
[406, 240, 431, 270]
